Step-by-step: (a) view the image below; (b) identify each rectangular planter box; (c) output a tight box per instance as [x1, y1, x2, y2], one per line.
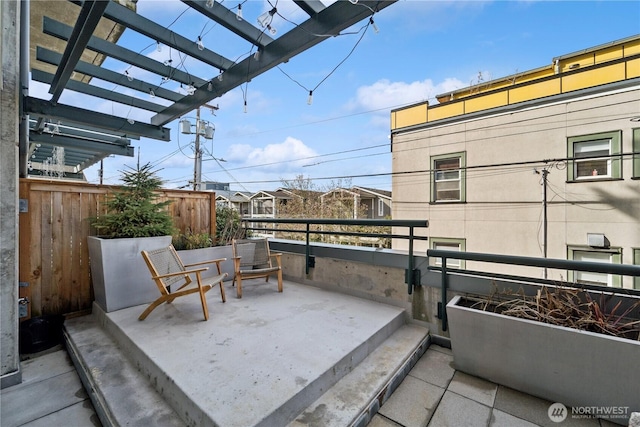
[87, 235, 172, 312]
[447, 295, 640, 425]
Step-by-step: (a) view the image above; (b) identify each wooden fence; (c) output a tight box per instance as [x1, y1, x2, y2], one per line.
[18, 178, 216, 319]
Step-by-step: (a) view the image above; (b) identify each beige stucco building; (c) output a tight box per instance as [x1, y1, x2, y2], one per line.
[391, 35, 640, 289]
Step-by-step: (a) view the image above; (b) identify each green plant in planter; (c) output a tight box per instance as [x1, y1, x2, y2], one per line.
[172, 230, 213, 250]
[91, 163, 175, 238]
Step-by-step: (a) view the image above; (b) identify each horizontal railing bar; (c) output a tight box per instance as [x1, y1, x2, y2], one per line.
[427, 249, 640, 276]
[245, 227, 429, 241]
[244, 218, 429, 227]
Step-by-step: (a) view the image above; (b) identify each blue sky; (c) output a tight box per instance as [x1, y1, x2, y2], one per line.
[31, 0, 640, 192]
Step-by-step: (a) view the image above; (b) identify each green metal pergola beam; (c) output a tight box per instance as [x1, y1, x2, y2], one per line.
[32, 69, 167, 113]
[48, 0, 108, 103]
[37, 47, 183, 103]
[182, 0, 275, 49]
[25, 96, 170, 141]
[100, 0, 234, 70]
[43, 16, 207, 87]
[29, 132, 134, 157]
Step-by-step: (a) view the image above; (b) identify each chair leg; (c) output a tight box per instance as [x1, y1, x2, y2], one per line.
[219, 280, 226, 302]
[199, 287, 209, 321]
[139, 297, 167, 321]
[236, 276, 243, 298]
[277, 269, 283, 293]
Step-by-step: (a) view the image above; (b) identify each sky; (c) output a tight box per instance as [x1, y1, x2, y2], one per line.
[30, 0, 640, 193]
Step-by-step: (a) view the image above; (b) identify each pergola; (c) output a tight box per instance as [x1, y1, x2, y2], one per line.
[22, 0, 397, 178]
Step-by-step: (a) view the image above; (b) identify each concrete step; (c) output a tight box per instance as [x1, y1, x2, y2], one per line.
[288, 324, 430, 427]
[63, 315, 184, 427]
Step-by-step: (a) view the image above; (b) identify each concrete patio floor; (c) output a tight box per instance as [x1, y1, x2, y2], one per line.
[1, 280, 630, 427]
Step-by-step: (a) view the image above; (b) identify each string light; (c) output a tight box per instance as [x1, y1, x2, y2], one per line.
[349, 0, 358, 3]
[196, 36, 205, 51]
[206, 0, 214, 7]
[236, 4, 243, 21]
[267, 24, 277, 35]
[187, 84, 196, 95]
[217, 70, 224, 81]
[125, 70, 133, 81]
[254, 50, 261, 61]
[369, 17, 379, 34]
[307, 90, 313, 105]
[156, 41, 162, 52]
[149, 88, 156, 98]
[243, 100, 247, 113]
[207, 80, 213, 91]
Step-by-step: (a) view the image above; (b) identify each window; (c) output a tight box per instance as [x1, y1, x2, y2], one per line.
[431, 152, 466, 202]
[567, 131, 621, 181]
[633, 128, 640, 179]
[378, 199, 384, 216]
[430, 238, 466, 269]
[568, 247, 621, 287]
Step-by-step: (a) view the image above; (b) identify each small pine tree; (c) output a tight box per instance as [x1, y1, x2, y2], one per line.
[92, 163, 175, 238]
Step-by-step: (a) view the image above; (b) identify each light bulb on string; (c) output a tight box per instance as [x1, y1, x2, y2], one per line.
[307, 90, 313, 105]
[349, 0, 358, 3]
[253, 50, 261, 61]
[236, 4, 243, 21]
[156, 41, 162, 52]
[187, 84, 196, 95]
[196, 36, 205, 51]
[125, 70, 133, 81]
[369, 17, 379, 34]
[217, 70, 224, 81]
[257, 8, 276, 28]
[149, 88, 156, 98]
[207, 80, 213, 91]
[243, 100, 247, 113]
[206, 0, 214, 7]
[267, 25, 277, 35]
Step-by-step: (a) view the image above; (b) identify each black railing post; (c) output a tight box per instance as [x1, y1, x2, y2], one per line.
[441, 257, 448, 331]
[407, 226, 414, 295]
[305, 222, 310, 274]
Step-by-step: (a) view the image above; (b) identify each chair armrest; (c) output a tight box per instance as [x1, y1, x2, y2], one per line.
[152, 267, 208, 280]
[183, 258, 227, 268]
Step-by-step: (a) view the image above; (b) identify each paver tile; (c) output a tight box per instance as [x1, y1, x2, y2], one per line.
[428, 390, 491, 427]
[378, 376, 445, 427]
[409, 347, 455, 388]
[448, 371, 498, 407]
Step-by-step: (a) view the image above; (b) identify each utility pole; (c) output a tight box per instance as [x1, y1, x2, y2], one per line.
[541, 168, 549, 278]
[193, 106, 202, 191]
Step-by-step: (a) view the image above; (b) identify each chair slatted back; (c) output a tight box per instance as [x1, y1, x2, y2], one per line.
[144, 246, 187, 288]
[233, 239, 271, 269]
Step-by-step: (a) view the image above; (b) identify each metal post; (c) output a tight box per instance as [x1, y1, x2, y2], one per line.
[542, 169, 549, 278]
[407, 226, 414, 294]
[193, 107, 202, 191]
[305, 223, 310, 274]
[441, 257, 448, 331]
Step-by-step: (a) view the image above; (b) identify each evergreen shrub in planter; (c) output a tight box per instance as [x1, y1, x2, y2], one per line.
[88, 163, 175, 312]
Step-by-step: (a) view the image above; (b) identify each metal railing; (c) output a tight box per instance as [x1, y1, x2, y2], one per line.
[428, 249, 640, 331]
[242, 218, 429, 294]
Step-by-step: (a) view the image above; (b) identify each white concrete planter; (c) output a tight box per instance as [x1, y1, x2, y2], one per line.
[176, 245, 235, 280]
[447, 295, 640, 426]
[87, 235, 172, 312]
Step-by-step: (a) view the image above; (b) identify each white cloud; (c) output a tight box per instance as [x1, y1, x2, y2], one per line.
[226, 137, 317, 170]
[347, 77, 467, 113]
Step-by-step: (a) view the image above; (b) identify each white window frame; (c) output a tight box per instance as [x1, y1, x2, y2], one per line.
[567, 131, 621, 181]
[568, 246, 622, 288]
[430, 238, 466, 269]
[573, 139, 611, 179]
[431, 152, 466, 203]
[378, 199, 384, 216]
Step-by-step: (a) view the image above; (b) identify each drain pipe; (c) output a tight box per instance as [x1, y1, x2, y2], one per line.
[18, 0, 30, 178]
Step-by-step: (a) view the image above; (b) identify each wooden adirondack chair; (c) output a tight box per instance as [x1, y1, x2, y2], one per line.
[231, 238, 283, 298]
[140, 245, 227, 320]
